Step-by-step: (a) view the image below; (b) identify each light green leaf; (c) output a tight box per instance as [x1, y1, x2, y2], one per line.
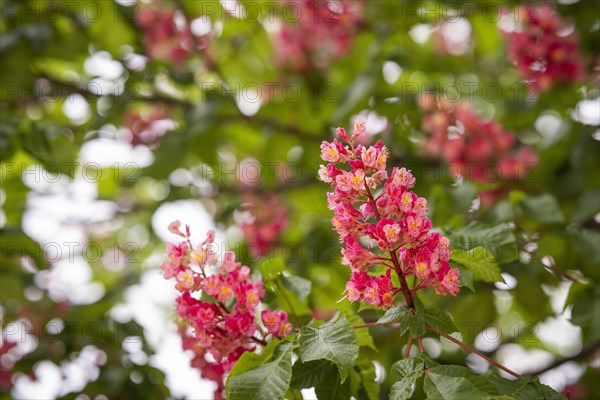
[389, 359, 424, 400]
[450, 223, 518, 263]
[341, 309, 377, 351]
[451, 247, 504, 283]
[259, 258, 285, 278]
[298, 313, 359, 382]
[227, 341, 293, 400]
[424, 365, 499, 400]
[281, 275, 312, 301]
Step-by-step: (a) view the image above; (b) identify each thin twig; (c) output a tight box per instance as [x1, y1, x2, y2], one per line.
[405, 336, 414, 358]
[427, 325, 523, 379]
[528, 340, 600, 375]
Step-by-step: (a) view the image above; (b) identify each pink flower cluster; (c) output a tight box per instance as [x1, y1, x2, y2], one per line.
[502, 4, 584, 93]
[123, 107, 174, 146]
[162, 221, 292, 399]
[237, 193, 288, 258]
[274, 0, 363, 72]
[137, 5, 209, 65]
[318, 123, 460, 308]
[419, 97, 538, 185]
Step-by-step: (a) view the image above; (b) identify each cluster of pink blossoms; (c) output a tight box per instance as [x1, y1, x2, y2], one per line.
[162, 221, 292, 399]
[318, 123, 460, 308]
[501, 4, 584, 93]
[123, 107, 175, 146]
[274, 0, 363, 72]
[137, 4, 209, 65]
[419, 96, 538, 193]
[237, 192, 288, 258]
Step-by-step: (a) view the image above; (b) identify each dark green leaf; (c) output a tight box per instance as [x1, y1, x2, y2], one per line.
[298, 313, 359, 382]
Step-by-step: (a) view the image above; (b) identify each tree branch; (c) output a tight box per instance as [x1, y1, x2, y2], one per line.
[528, 340, 600, 376]
[426, 324, 523, 379]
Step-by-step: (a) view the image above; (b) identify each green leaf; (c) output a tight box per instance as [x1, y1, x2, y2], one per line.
[298, 313, 359, 382]
[450, 222, 518, 264]
[355, 358, 379, 400]
[520, 194, 565, 224]
[281, 275, 312, 301]
[377, 307, 407, 323]
[340, 309, 377, 351]
[458, 269, 475, 291]
[314, 365, 352, 400]
[259, 258, 285, 278]
[451, 247, 504, 283]
[290, 360, 331, 390]
[227, 341, 293, 400]
[389, 359, 424, 400]
[423, 365, 499, 400]
[489, 375, 567, 400]
[421, 308, 460, 335]
[406, 313, 426, 338]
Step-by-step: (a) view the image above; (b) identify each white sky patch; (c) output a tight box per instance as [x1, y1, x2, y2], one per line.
[382, 61, 402, 85]
[63, 94, 91, 125]
[79, 138, 154, 168]
[236, 88, 262, 116]
[191, 16, 212, 36]
[571, 98, 600, 125]
[84, 51, 124, 81]
[409, 24, 433, 44]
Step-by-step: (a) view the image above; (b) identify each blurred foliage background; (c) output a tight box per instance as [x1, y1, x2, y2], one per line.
[0, 0, 599, 399]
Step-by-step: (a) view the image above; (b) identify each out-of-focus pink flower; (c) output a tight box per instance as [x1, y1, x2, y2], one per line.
[501, 4, 584, 93]
[273, 0, 364, 72]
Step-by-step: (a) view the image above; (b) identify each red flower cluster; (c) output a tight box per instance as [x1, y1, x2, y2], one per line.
[237, 193, 288, 258]
[318, 123, 460, 308]
[274, 0, 363, 71]
[502, 4, 584, 93]
[123, 107, 175, 146]
[162, 221, 292, 399]
[137, 5, 208, 65]
[419, 97, 538, 185]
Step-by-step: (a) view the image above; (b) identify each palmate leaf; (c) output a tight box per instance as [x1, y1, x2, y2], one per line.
[340, 308, 377, 351]
[314, 365, 352, 400]
[377, 306, 407, 323]
[226, 341, 293, 400]
[421, 308, 460, 336]
[389, 358, 424, 400]
[450, 222, 518, 264]
[354, 358, 380, 400]
[489, 375, 567, 400]
[290, 360, 331, 389]
[298, 313, 359, 382]
[423, 365, 500, 400]
[520, 194, 565, 224]
[451, 246, 504, 283]
[281, 275, 312, 300]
